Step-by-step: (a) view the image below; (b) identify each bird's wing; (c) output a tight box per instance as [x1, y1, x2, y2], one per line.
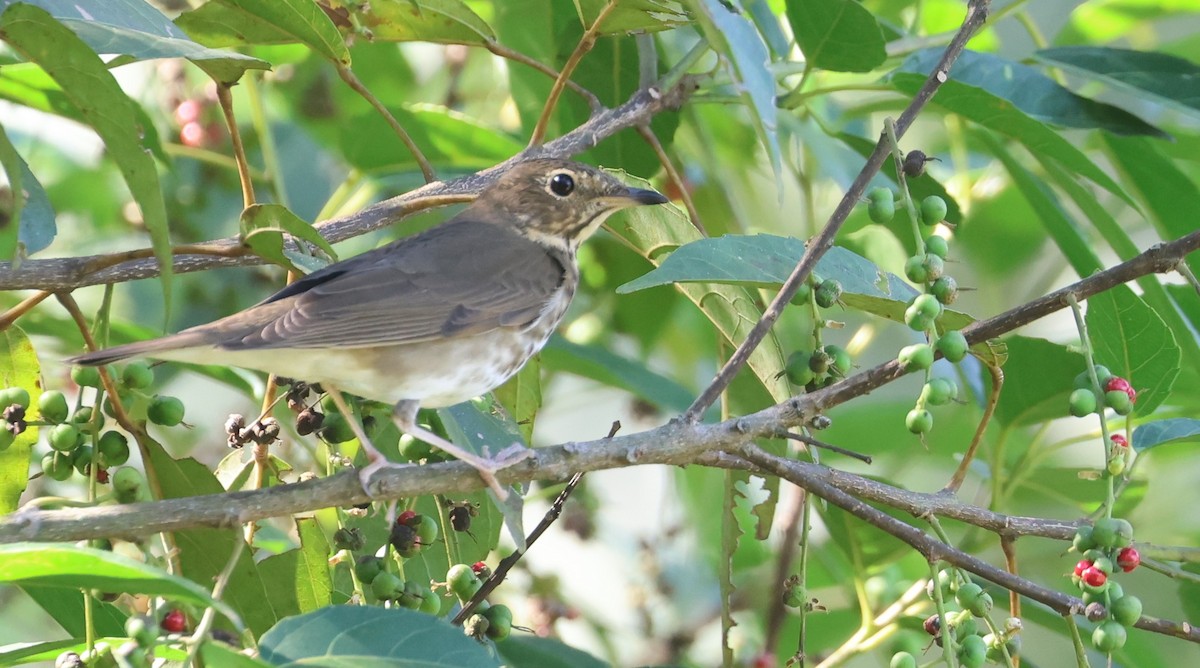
[209, 220, 568, 350]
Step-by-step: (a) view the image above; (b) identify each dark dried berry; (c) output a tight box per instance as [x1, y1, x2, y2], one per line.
[296, 409, 325, 436]
[3, 404, 26, 423]
[450, 505, 475, 532]
[389, 521, 419, 553]
[903, 150, 938, 178]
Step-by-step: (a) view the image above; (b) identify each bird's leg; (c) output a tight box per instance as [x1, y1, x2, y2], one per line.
[392, 400, 532, 501]
[322, 385, 407, 499]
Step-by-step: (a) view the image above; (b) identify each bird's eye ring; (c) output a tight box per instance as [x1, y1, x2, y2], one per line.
[549, 172, 575, 197]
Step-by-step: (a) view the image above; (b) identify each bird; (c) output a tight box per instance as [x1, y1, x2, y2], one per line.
[70, 159, 669, 498]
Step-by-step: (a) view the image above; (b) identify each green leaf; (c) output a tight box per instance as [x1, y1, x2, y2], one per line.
[894, 48, 1167, 137]
[607, 191, 791, 402]
[691, 0, 782, 187]
[1036, 46, 1200, 121]
[1086, 285, 1181, 416]
[0, 123, 55, 259]
[338, 105, 523, 173]
[178, 0, 349, 64]
[256, 518, 333, 618]
[0, 544, 239, 622]
[239, 204, 337, 273]
[0, 3, 173, 317]
[577, 0, 688, 35]
[258, 606, 502, 667]
[19, 586, 127, 638]
[889, 50, 1140, 207]
[439, 396, 527, 546]
[992, 336, 1084, 427]
[335, 0, 496, 45]
[0, 325, 39, 513]
[616, 234, 974, 330]
[786, 0, 886, 72]
[1132, 418, 1200, 452]
[494, 356, 541, 444]
[497, 635, 609, 668]
[201, 641, 275, 668]
[542, 335, 694, 413]
[977, 132, 1102, 277]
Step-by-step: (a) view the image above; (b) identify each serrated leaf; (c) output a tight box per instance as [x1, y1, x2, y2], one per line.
[1036, 46, 1200, 121]
[1086, 285, 1180, 416]
[327, 0, 495, 45]
[239, 204, 337, 273]
[1132, 418, 1200, 452]
[258, 606, 502, 667]
[992, 336, 1085, 427]
[890, 49, 1141, 207]
[691, 0, 782, 188]
[616, 234, 974, 330]
[0, 3, 173, 316]
[0, 544, 239, 623]
[0, 326, 39, 513]
[0, 123, 55, 259]
[786, 0, 886, 72]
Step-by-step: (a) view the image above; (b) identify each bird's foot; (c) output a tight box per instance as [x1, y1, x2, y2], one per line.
[469, 445, 533, 501]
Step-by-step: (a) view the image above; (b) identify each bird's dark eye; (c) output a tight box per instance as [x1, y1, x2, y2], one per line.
[549, 172, 575, 197]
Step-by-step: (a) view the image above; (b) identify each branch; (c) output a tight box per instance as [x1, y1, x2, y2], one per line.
[0, 80, 696, 292]
[684, 0, 992, 419]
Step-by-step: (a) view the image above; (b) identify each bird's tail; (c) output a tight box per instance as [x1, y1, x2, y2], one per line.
[68, 332, 209, 367]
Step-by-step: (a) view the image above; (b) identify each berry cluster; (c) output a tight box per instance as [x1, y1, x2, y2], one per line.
[1068, 365, 1137, 418]
[913, 568, 1023, 668]
[447, 562, 513, 641]
[1069, 520, 1142, 653]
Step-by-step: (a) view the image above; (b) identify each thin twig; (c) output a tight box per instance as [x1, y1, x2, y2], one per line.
[484, 40, 602, 112]
[684, 0, 993, 420]
[0, 290, 52, 331]
[184, 538, 246, 666]
[636, 124, 705, 234]
[335, 62, 435, 183]
[780, 430, 872, 463]
[215, 83, 255, 207]
[944, 362, 1002, 493]
[528, 0, 618, 146]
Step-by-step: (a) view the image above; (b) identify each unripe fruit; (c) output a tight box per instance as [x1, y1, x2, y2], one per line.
[0, 387, 31, 409]
[958, 634, 987, 668]
[924, 235, 949, 259]
[1105, 376, 1136, 403]
[1110, 594, 1142, 626]
[905, 294, 942, 331]
[147, 396, 185, 427]
[1105, 390, 1132, 415]
[72, 445, 94, 475]
[920, 196, 948, 226]
[814, 279, 843, 308]
[931, 276, 958, 305]
[785, 351, 815, 386]
[49, 423, 83, 452]
[97, 431, 130, 467]
[112, 467, 145, 503]
[1068, 388, 1097, 417]
[823, 345, 852, 378]
[1072, 525, 1096, 552]
[890, 651, 917, 668]
[355, 556, 383, 584]
[71, 366, 102, 388]
[906, 409, 933, 434]
[790, 282, 812, 306]
[319, 413, 356, 444]
[922, 378, 958, 406]
[447, 563, 481, 600]
[904, 255, 928, 284]
[922, 253, 945, 281]
[38, 391, 70, 424]
[416, 514, 439, 545]
[898, 344, 934, 371]
[483, 604, 513, 640]
[1092, 619, 1127, 653]
[419, 590, 442, 615]
[42, 451, 75, 481]
[371, 572, 403, 600]
[1092, 517, 1134, 549]
[931, 334, 967, 366]
[867, 188, 895, 223]
[121, 363, 154, 390]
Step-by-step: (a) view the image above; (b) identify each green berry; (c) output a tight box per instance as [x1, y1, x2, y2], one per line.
[922, 378, 958, 406]
[1110, 594, 1142, 626]
[790, 283, 812, 306]
[785, 351, 816, 386]
[483, 604, 513, 641]
[319, 413, 356, 444]
[936, 330, 969, 363]
[922, 253, 945, 281]
[41, 451, 75, 481]
[867, 187, 896, 223]
[958, 633, 987, 668]
[1092, 619, 1127, 653]
[416, 513, 439, 545]
[121, 362, 154, 390]
[1068, 388, 1098, 417]
[147, 395, 185, 427]
[1106, 390, 1132, 415]
[398, 434, 433, 461]
[419, 590, 442, 615]
[447, 563, 481, 600]
[906, 408, 933, 434]
[808, 348, 831, 375]
[49, 423, 82, 452]
[112, 467, 145, 502]
[814, 279, 843, 308]
[71, 366, 103, 389]
[1092, 517, 1134, 549]
[890, 652, 917, 668]
[920, 195, 948, 226]
[924, 235, 949, 259]
[0, 387, 30, 409]
[97, 431, 130, 467]
[355, 556, 384, 584]
[931, 276, 958, 305]
[72, 445, 95, 475]
[904, 255, 928, 284]
[38, 391, 70, 423]
[1072, 525, 1096, 552]
[955, 582, 985, 612]
[823, 344, 852, 378]
[905, 294, 942, 331]
[898, 344, 934, 371]
[371, 572, 404, 601]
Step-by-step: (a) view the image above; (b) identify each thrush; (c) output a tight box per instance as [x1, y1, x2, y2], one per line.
[70, 159, 668, 497]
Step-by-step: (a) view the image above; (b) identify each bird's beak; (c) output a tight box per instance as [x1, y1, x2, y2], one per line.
[610, 187, 669, 208]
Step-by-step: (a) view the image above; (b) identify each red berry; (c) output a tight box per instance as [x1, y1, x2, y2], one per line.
[1105, 377, 1136, 403]
[752, 653, 775, 668]
[471, 561, 488, 575]
[1074, 559, 1093, 577]
[179, 122, 206, 147]
[396, 510, 417, 525]
[1117, 547, 1140, 573]
[1081, 567, 1107, 588]
[1110, 433, 1128, 448]
[96, 467, 109, 484]
[174, 99, 202, 125]
[160, 609, 186, 633]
